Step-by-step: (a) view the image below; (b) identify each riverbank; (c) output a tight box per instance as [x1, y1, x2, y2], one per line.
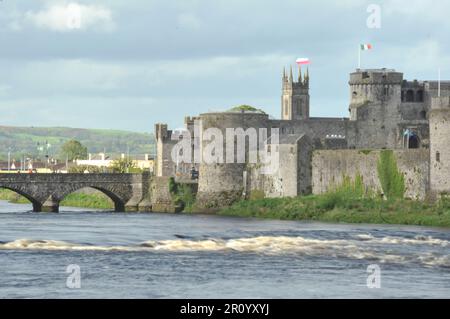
[218, 195, 450, 228]
[0, 189, 114, 210]
[2, 188, 450, 228]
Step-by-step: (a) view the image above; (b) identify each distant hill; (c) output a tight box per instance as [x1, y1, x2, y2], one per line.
[0, 126, 155, 161]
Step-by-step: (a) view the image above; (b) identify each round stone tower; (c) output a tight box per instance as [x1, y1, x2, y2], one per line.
[429, 96, 450, 198]
[349, 69, 404, 149]
[195, 110, 269, 210]
[349, 69, 403, 119]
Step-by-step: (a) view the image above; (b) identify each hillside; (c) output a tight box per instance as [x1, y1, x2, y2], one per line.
[0, 126, 155, 160]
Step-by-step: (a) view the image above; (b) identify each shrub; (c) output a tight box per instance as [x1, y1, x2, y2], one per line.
[168, 178, 196, 211]
[377, 150, 405, 200]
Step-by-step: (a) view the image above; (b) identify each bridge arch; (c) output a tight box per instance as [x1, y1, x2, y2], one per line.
[53, 186, 127, 212]
[0, 186, 42, 212]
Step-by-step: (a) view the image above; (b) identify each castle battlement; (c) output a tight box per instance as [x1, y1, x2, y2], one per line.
[431, 96, 450, 110]
[350, 69, 403, 85]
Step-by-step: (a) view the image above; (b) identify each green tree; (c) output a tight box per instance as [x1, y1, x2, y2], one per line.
[60, 140, 88, 161]
[110, 158, 139, 173]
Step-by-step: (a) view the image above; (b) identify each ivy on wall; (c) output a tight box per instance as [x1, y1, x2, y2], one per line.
[377, 150, 406, 200]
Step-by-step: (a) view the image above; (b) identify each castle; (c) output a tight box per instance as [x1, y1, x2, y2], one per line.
[154, 67, 450, 210]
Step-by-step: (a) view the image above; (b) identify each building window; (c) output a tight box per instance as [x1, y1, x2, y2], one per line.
[384, 86, 389, 96]
[436, 151, 441, 162]
[406, 90, 415, 102]
[290, 147, 295, 154]
[420, 110, 427, 119]
[416, 90, 424, 102]
[408, 135, 420, 149]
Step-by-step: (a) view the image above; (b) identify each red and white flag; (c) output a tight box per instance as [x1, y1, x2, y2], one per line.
[296, 58, 310, 65]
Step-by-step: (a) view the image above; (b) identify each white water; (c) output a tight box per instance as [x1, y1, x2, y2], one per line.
[1, 200, 449, 298]
[1, 234, 449, 267]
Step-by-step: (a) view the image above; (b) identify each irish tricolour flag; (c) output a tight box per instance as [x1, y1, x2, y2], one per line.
[360, 44, 372, 51]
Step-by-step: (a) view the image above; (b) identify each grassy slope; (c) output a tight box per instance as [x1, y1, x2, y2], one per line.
[218, 195, 450, 228]
[0, 126, 155, 160]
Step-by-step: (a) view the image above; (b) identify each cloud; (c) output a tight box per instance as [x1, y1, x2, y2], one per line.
[0, 0, 449, 131]
[383, 0, 450, 29]
[0, 85, 12, 97]
[177, 13, 202, 30]
[0, 53, 294, 102]
[24, 2, 115, 32]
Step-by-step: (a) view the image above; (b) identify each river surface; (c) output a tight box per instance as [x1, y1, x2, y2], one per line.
[0, 200, 449, 299]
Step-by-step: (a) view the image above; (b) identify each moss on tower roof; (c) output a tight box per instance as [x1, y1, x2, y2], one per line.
[227, 105, 266, 114]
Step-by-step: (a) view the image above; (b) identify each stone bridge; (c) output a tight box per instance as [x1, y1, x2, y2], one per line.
[0, 173, 151, 212]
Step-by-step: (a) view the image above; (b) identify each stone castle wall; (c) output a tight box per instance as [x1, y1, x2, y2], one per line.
[430, 97, 450, 197]
[269, 118, 357, 149]
[250, 134, 313, 198]
[312, 149, 429, 200]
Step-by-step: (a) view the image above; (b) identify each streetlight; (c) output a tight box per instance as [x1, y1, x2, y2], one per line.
[126, 145, 130, 173]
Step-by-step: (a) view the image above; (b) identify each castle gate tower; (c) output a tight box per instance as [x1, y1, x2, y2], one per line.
[349, 69, 404, 149]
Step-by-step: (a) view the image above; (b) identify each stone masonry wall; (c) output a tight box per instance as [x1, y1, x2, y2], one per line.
[312, 149, 429, 200]
[150, 176, 177, 213]
[196, 112, 269, 209]
[429, 97, 450, 197]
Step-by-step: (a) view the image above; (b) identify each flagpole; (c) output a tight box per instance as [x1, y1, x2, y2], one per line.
[358, 45, 361, 69]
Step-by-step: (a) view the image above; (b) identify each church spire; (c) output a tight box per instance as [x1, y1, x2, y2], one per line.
[289, 65, 293, 83]
[298, 65, 302, 82]
[305, 67, 310, 85]
[283, 67, 286, 80]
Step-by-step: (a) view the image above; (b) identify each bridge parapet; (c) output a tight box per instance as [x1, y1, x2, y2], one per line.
[0, 173, 151, 213]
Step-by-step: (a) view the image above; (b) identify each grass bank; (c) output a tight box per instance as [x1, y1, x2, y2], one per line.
[218, 170, 450, 228]
[0, 189, 114, 210]
[218, 195, 450, 228]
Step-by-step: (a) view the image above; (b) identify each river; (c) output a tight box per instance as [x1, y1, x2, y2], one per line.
[0, 200, 449, 298]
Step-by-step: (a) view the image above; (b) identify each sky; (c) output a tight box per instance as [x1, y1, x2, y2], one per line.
[0, 0, 449, 133]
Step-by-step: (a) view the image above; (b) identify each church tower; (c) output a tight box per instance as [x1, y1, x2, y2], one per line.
[281, 65, 310, 120]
